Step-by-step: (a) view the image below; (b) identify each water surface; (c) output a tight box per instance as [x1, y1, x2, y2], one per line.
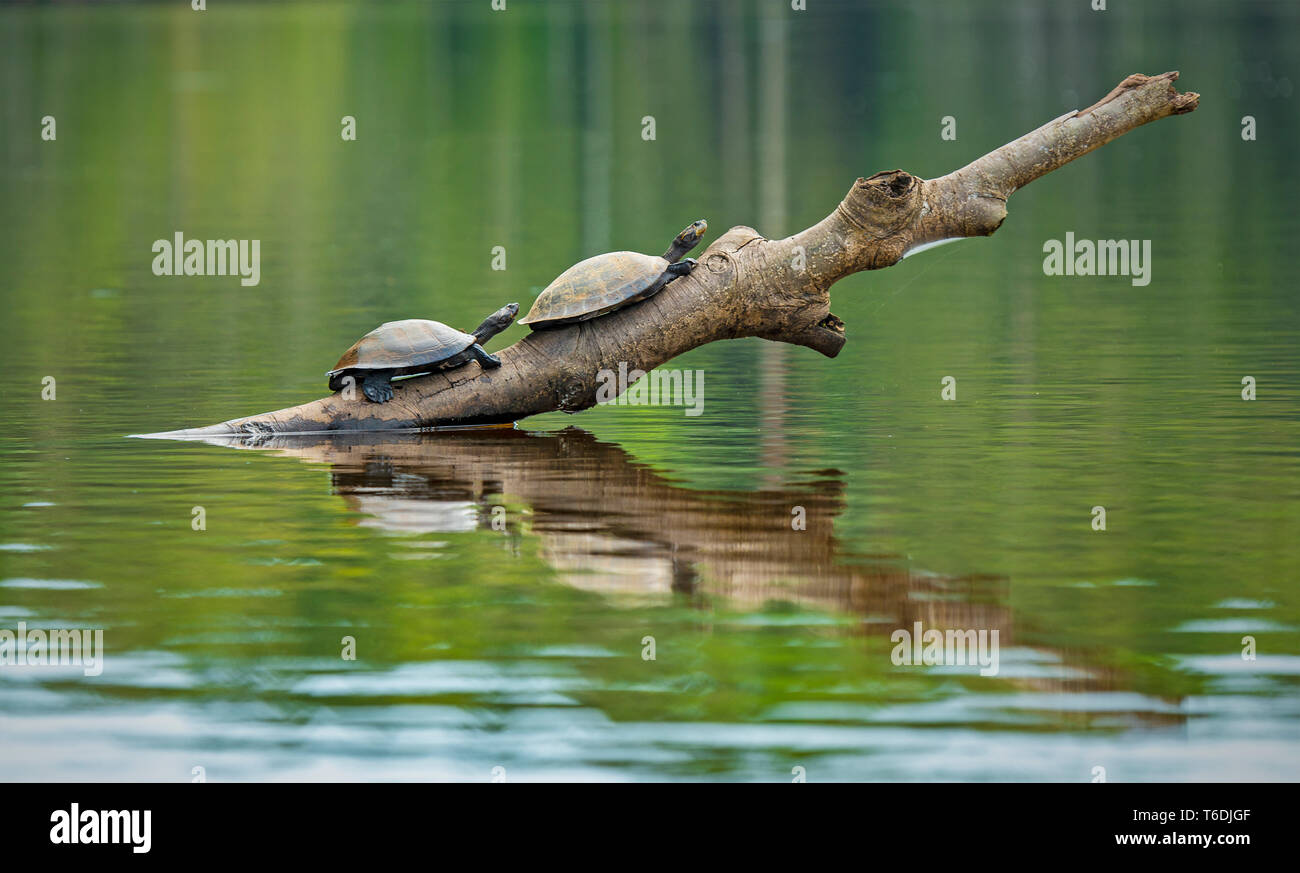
[1, 0, 1298, 781]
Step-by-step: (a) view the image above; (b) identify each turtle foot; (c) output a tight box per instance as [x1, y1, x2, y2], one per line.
[363, 379, 394, 403]
[666, 258, 697, 277]
[471, 344, 502, 369]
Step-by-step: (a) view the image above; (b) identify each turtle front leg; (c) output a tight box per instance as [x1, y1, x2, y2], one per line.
[469, 344, 502, 369]
[361, 372, 395, 403]
[665, 257, 698, 278]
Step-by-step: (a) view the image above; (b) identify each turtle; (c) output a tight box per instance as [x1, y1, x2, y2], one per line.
[327, 303, 518, 403]
[519, 220, 707, 329]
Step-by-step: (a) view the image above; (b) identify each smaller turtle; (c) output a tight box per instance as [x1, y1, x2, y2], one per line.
[327, 303, 518, 403]
[520, 220, 707, 329]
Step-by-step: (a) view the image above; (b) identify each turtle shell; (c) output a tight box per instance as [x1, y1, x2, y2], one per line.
[327, 319, 476, 376]
[520, 251, 669, 326]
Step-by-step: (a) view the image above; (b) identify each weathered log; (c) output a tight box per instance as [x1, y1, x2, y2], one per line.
[145, 72, 1197, 439]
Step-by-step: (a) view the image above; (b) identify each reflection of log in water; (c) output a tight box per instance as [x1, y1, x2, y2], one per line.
[207, 427, 1014, 639]
[172, 427, 1150, 700]
[756, 12, 790, 486]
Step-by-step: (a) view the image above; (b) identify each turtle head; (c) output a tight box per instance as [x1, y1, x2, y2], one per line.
[664, 219, 708, 262]
[472, 302, 519, 342]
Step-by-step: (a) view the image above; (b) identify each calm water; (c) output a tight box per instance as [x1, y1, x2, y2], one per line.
[1, 1, 1298, 781]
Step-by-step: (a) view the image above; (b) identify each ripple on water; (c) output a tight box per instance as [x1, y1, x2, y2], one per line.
[1211, 599, 1276, 610]
[244, 557, 324, 567]
[0, 578, 103, 590]
[762, 690, 1188, 727]
[1173, 619, 1296, 633]
[161, 588, 282, 599]
[1177, 655, 1300, 675]
[291, 660, 592, 699]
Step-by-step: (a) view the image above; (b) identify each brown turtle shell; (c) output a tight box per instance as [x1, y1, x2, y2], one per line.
[520, 251, 669, 326]
[327, 319, 476, 376]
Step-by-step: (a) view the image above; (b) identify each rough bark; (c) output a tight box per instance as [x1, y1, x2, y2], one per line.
[146, 72, 1197, 439]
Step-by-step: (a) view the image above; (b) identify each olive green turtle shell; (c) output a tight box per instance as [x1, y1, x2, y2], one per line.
[328, 319, 476, 375]
[520, 251, 670, 326]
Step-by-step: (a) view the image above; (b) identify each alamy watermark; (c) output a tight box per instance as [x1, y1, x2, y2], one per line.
[152, 232, 260, 287]
[0, 622, 104, 676]
[890, 620, 999, 676]
[50, 803, 150, 853]
[596, 362, 704, 417]
[1043, 232, 1151, 287]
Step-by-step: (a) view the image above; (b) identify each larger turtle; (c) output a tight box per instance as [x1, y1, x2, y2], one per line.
[327, 303, 518, 403]
[519, 220, 707, 329]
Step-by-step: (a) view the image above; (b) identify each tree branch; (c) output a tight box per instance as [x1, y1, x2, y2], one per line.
[145, 72, 1198, 439]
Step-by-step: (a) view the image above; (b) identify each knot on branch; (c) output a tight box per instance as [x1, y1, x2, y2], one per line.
[704, 251, 734, 275]
[557, 371, 593, 413]
[868, 170, 917, 198]
[836, 170, 922, 268]
[239, 420, 276, 443]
